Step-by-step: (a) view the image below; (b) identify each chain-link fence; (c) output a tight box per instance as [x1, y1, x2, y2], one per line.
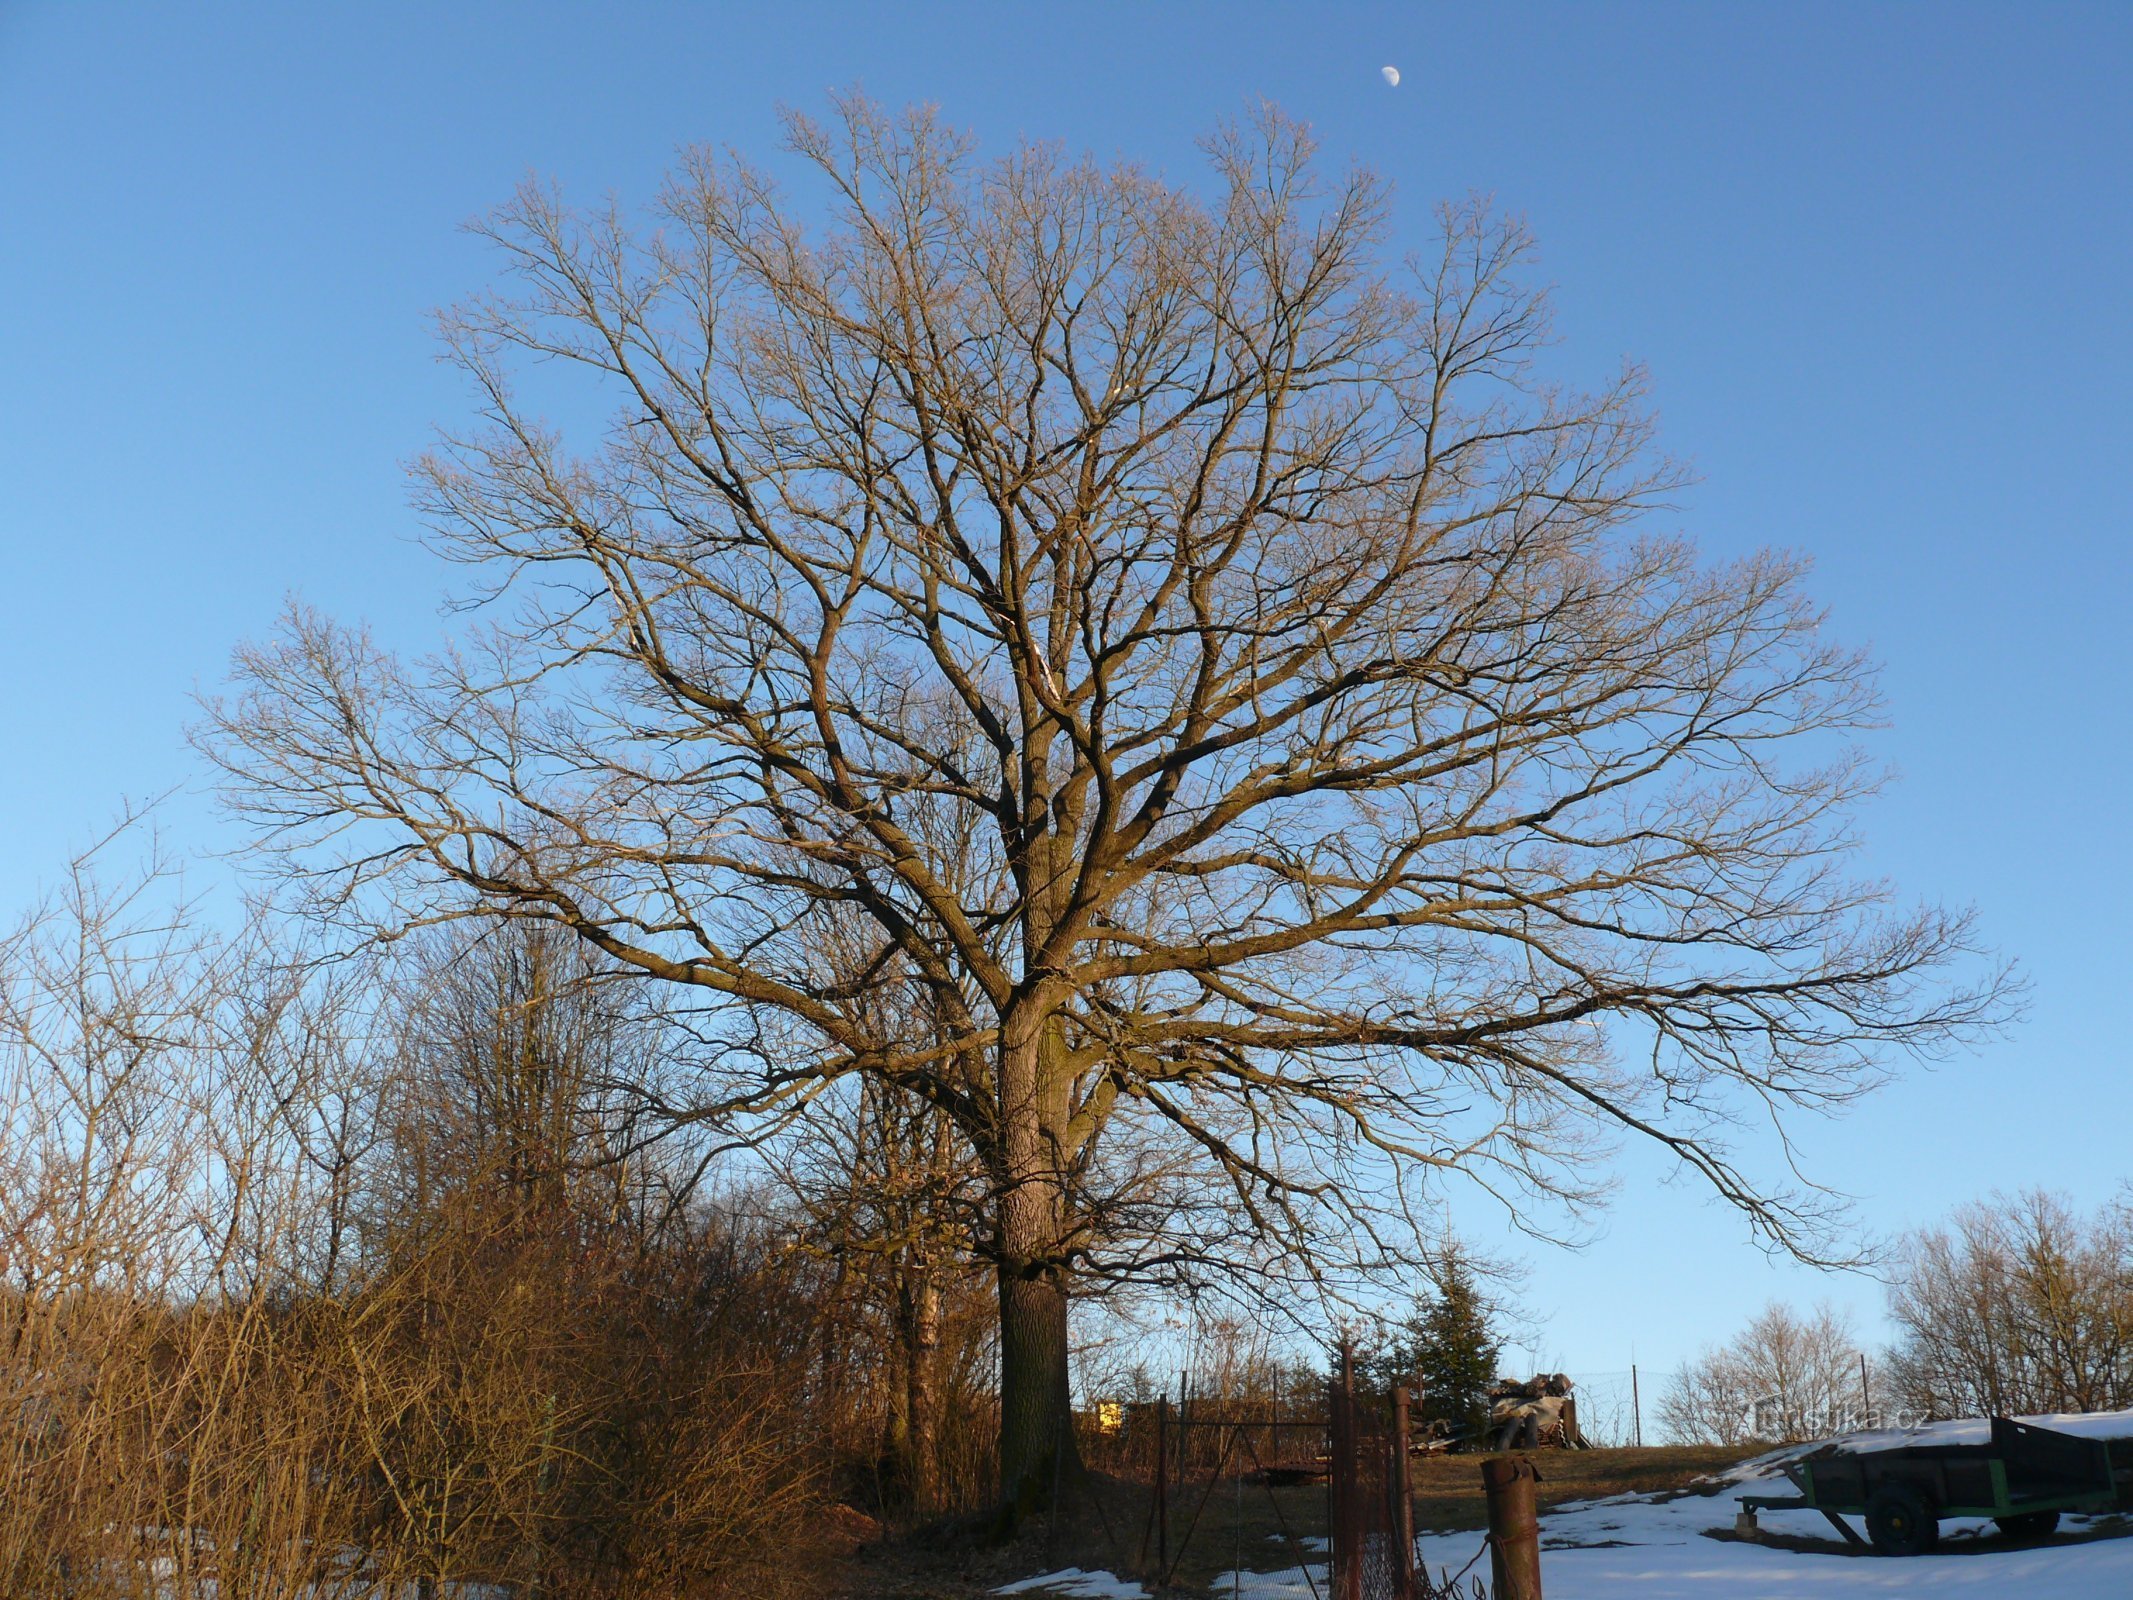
[1073, 1381, 1334, 1593]
[1327, 1349, 1408, 1600]
[1326, 1346, 1489, 1600]
[1065, 1346, 1492, 1597]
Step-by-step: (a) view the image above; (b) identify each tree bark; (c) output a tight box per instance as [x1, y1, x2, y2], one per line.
[997, 1250, 1075, 1511]
[908, 1268, 941, 1509]
[882, 1310, 914, 1505]
[994, 1009, 1082, 1512]
[882, 1258, 943, 1509]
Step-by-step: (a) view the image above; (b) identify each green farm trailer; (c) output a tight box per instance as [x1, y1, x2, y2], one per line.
[1736, 1416, 2132, 1556]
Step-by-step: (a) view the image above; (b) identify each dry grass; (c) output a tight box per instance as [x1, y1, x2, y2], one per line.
[1409, 1444, 1758, 1534]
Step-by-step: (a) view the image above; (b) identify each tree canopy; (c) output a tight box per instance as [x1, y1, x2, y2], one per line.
[204, 97, 2009, 1503]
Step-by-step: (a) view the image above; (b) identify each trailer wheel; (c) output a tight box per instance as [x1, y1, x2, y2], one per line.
[1864, 1484, 1938, 1556]
[1994, 1510, 2060, 1540]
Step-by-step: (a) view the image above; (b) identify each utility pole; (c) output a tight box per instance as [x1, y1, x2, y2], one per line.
[1631, 1365, 1643, 1449]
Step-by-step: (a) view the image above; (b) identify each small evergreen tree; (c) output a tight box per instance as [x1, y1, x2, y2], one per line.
[1368, 1253, 1503, 1444]
[1413, 1255, 1502, 1443]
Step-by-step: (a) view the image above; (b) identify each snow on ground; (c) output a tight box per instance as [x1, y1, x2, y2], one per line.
[1002, 1412, 2133, 1599]
[1008, 1507, 2133, 1600]
[994, 1567, 1150, 1599]
[1207, 1411, 2133, 1600]
[1403, 1461, 2133, 1600]
[1212, 1494, 2133, 1599]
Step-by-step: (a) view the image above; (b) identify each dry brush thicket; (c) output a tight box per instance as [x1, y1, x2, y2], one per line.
[0, 838, 960, 1598]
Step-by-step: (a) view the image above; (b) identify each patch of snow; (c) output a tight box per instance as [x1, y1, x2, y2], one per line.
[1263, 1532, 1328, 1553]
[1210, 1563, 1327, 1600]
[1414, 1534, 2133, 1598]
[1206, 1417, 2133, 1600]
[993, 1566, 1151, 1599]
[1404, 1454, 2133, 1599]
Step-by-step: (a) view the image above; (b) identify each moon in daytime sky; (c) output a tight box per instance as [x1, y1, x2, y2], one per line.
[1381, 65, 1400, 87]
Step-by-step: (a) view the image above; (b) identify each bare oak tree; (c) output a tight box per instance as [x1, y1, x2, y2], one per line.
[203, 98, 2008, 1503]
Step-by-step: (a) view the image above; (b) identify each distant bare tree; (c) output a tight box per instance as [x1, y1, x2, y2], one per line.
[202, 97, 2010, 1503]
[1659, 1302, 1870, 1445]
[1887, 1190, 2133, 1419]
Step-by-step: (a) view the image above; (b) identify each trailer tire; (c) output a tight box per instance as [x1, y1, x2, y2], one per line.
[1864, 1484, 1938, 1556]
[1994, 1510, 2060, 1540]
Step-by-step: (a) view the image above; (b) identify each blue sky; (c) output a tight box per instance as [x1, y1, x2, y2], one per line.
[2, 2, 2128, 1377]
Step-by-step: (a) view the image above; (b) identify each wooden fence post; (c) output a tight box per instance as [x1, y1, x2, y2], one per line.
[1481, 1455, 1542, 1600]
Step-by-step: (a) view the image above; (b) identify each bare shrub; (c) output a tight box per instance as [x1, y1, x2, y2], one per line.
[0, 831, 361, 1595]
[327, 1197, 828, 1597]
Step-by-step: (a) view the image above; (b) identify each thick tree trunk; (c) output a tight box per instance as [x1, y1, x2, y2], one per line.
[993, 1007, 1083, 1514]
[997, 1251, 1076, 1511]
[882, 1324, 914, 1506]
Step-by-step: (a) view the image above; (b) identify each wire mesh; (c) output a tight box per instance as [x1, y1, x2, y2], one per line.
[1328, 1350, 1414, 1600]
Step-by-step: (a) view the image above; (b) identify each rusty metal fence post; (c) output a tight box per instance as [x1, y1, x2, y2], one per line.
[1330, 1343, 1362, 1600]
[1155, 1393, 1169, 1583]
[1481, 1455, 1542, 1600]
[1390, 1385, 1418, 1597]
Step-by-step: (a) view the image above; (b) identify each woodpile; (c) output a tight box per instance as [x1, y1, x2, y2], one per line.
[1486, 1372, 1592, 1450]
